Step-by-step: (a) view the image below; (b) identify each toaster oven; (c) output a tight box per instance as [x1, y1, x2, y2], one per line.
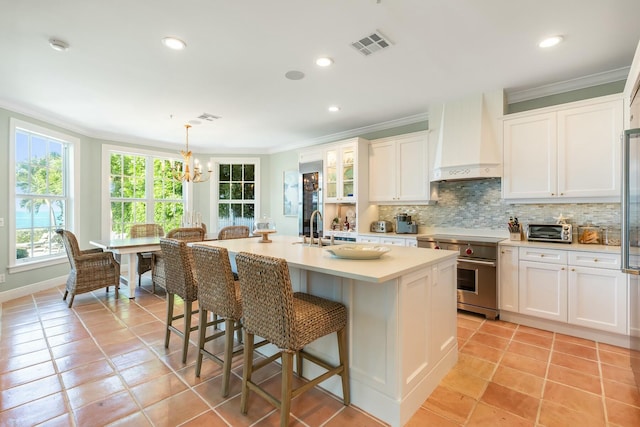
[526, 223, 573, 243]
[370, 220, 393, 233]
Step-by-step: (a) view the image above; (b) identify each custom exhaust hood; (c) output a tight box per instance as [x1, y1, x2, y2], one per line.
[430, 90, 505, 182]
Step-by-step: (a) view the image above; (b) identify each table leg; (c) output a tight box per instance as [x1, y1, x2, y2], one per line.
[125, 253, 137, 299]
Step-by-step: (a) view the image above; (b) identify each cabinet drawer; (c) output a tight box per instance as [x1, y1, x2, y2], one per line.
[519, 247, 567, 264]
[568, 251, 621, 270]
[380, 237, 407, 246]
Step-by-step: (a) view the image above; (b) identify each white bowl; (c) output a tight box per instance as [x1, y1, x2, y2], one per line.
[325, 245, 390, 260]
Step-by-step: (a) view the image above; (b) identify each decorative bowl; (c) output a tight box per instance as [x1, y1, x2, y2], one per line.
[325, 245, 390, 260]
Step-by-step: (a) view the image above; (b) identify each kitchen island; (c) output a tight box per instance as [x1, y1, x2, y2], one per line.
[194, 235, 458, 427]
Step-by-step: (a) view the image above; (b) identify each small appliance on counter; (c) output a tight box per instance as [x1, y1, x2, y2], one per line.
[370, 220, 393, 233]
[526, 223, 573, 243]
[395, 213, 418, 234]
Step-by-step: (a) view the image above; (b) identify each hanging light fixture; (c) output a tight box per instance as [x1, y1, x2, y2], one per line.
[171, 124, 212, 183]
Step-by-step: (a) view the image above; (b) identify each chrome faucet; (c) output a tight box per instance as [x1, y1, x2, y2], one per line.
[309, 210, 322, 246]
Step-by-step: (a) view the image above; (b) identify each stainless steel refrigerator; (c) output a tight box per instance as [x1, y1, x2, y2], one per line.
[298, 160, 323, 238]
[622, 128, 640, 274]
[622, 128, 640, 360]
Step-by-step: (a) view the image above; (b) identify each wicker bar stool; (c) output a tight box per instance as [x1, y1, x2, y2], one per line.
[190, 244, 243, 397]
[217, 225, 250, 240]
[152, 227, 205, 293]
[235, 252, 350, 426]
[159, 238, 199, 363]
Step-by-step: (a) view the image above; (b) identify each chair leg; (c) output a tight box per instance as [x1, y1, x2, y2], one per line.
[337, 327, 350, 405]
[195, 309, 208, 377]
[280, 352, 294, 427]
[67, 293, 75, 308]
[63, 290, 68, 301]
[182, 302, 193, 363]
[236, 319, 243, 344]
[221, 318, 235, 397]
[240, 330, 255, 414]
[165, 293, 174, 349]
[296, 351, 303, 378]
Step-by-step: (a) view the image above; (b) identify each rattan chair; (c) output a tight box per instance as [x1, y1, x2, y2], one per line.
[235, 252, 350, 426]
[56, 229, 120, 308]
[191, 244, 244, 396]
[130, 223, 164, 285]
[217, 225, 250, 240]
[159, 238, 199, 363]
[151, 227, 205, 293]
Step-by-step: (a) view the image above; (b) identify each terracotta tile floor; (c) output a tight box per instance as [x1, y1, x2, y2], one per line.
[1, 279, 639, 426]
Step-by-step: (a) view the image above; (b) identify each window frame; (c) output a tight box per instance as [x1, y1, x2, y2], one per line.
[8, 118, 80, 273]
[101, 144, 190, 239]
[210, 157, 261, 233]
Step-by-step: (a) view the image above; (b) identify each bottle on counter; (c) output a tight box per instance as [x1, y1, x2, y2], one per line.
[343, 216, 349, 231]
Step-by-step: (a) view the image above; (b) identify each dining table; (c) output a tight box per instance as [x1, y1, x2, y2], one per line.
[90, 236, 161, 299]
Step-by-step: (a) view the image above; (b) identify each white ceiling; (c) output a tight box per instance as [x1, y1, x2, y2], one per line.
[1, 0, 640, 153]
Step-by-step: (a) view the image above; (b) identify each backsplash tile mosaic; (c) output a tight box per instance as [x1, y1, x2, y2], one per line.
[378, 179, 620, 233]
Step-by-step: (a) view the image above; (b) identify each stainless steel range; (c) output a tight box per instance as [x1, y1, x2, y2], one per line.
[417, 234, 503, 320]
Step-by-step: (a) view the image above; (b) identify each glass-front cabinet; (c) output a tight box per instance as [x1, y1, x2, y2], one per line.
[324, 142, 356, 202]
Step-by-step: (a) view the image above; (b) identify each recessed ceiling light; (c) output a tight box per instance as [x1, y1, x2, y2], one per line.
[538, 35, 563, 48]
[162, 37, 187, 50]
[328, 106, 340, 112]
[49, 38, 69, 52]
[316, 57, 333, 67]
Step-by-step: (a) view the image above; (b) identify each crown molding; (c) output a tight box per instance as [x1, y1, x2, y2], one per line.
[270, 112, 429, 154]
[506, 67, 630, 104]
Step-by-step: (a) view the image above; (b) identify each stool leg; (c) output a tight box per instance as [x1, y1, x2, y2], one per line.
[165, 293, 174, 348]
[240, 330, 255, 414]
[280, 352, 294, 427]
[195, 309, 208, 377]
[296, 351, 303, 378]
[337, 327, 350, 405]
[221, 318, 235, 397]
[182, 302, 193, 363]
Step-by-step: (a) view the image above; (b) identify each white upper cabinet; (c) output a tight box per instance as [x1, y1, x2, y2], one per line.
[325, 141, 358, 203]
[503, 95, 623, 202]
[369, 131, 436, 204]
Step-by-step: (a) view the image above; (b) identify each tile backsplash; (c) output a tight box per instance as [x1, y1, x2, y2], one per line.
[378, 179, 620, 232]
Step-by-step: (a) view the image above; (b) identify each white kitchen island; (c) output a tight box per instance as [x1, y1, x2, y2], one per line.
[194, 235, 458, 427]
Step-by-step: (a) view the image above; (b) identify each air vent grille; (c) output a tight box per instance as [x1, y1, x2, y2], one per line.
[351, 30, 392, 56]
[197, 113, 221, 121]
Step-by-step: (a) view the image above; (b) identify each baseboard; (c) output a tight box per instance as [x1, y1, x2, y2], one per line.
[0, 275, 67, 304]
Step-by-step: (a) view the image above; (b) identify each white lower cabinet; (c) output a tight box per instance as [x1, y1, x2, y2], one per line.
[498, 245, 519, 312]
[630, 275, 640, 337]
[357, 235, 417, 246]
[519, 260, 568, 322]
[508, 245, 628, 335]
[568, 265, 627, 334]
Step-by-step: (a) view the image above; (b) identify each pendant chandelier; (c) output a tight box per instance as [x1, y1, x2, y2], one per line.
[171, 124, 212, 183]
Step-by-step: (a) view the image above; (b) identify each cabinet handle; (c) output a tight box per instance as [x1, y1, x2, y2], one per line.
[571, 268, 575, 271]
[562, 267, 565, 270]
[551, 193, 555, 196]
[560, 193, 564, 196]
[594, 259, 598, 262]
[540, 254, 545, 258]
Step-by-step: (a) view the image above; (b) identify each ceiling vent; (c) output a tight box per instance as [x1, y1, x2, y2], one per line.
[351, 30, 393, 56]
[197, 113, 221, 122]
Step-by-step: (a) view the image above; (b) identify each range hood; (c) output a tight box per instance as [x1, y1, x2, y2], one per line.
[430, 90, 505, 182]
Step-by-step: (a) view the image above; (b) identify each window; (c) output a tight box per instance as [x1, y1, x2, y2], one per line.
[212, 158, 260, 232]
[9, 118, 79, 270]
[104, 146, 186, 238]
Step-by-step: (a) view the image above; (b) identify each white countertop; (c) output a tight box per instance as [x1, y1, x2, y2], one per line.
[192, 235, 458, 283]
[499, 238, 622, 254]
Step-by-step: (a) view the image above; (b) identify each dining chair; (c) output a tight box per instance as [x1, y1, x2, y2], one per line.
[235, 252, 350, 427]
[129, 223, 164, 285]
[151, 227, 205, 293]
[217, 225, 250, 240]
[159, 238, 199, 363]
[56, 229, 120, 307]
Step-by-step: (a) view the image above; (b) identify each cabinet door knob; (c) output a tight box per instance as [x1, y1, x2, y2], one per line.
[562, 267, 565, 270]
[594, 259, 598, 262]
[571, 268, 575, 271]
[540, 254, 545, 257]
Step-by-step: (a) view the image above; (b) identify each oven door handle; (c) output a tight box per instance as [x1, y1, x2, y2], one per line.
[458, 258, 496, 267]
